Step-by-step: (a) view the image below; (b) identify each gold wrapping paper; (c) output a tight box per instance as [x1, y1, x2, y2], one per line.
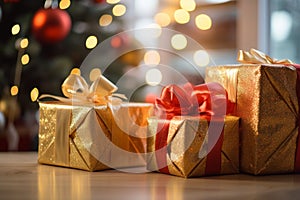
[147, 116, 240, 178]
[206, 64, 299, 175]
[38, 101, 153, 171]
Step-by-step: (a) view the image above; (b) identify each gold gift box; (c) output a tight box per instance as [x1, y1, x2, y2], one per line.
[38, 101, 153, 171]
[147, 116, 240, 178]
[206, 64, 299, 175]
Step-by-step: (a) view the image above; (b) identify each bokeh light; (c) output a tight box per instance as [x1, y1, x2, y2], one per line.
[145, 68, 162, 86]
[11, 24, 20, 35]
[30, 88, 39, 102]
[106, 0, 120, 4]
[10, 86, 19, 96]
[99, 14, 113, 27]
[112, 4, 126, 17]
[195, 14, 212, 30]
[180, 0, 196, 12]
[271, 11, 292, 42]
[59, 0, 71, 9]
[110, 36, 122, 48]
[154, 12, 171, 27]
[171, 34, 187, 50]
[174, 9, 190, 24]
[144, 50, 160, 65]
[193, 50, 210, 67]
[21, 54, 30, 65]
[85, 35, 98, 49]
[89, 68, 102, 82]
[20, 38, 29, 49]
[146, 23, 162, 38]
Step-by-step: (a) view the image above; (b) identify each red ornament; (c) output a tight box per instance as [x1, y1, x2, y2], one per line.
[32, 8, 71, 44]
[93, 0, 106, 4]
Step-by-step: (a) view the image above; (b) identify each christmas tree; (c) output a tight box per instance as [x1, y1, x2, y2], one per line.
[0, 0, 134, 112]
[0, 0, 141, 150]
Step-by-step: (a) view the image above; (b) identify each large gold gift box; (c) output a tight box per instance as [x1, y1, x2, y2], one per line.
[38, 101, 153, 171]
[206, 64, 299, 175]
[147, 116, 240, 178]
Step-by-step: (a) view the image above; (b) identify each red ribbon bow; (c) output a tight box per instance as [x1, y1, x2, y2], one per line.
[155, 82, 233, 119]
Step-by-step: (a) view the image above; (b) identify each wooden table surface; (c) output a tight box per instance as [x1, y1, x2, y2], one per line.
[0, 152, 300, 200]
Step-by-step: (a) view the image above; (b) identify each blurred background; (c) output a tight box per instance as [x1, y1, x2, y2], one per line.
[0, 0, 299, 151]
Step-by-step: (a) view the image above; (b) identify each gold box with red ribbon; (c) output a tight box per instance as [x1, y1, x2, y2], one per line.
[205, 49, 300, 175]
[38, 69, 153, 171]
[146, 82, 240, 178]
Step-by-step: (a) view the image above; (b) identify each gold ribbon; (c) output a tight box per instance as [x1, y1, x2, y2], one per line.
[223, 48, 294, 103]
[39, 69, 126, 167]
[39, 69, 126, 105]
[237, 48, 294, 65]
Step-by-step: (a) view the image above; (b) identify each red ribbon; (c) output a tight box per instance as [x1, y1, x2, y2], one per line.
[154, 82, 232, 175]
[205, 120, 224, 175]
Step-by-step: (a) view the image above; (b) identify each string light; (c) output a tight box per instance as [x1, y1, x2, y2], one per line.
[10, 86, 19, 96]
[171, 34, 187, 50]
[144, 50, 160, 65]
[99, 14, 113, 27]
[85, 35, 98, 49]
[21, 54, 30, 65]
[193, 50, 210, 67]
[59, 0, 71, 9]
[112, 4, 126, 17]
[154, 12, 171, 27]
[30, 88, 39, 102]
[145, 68, 162, 86]
[195, 14, 212, 30]
[174, 9, 190, 24]
[180, 0, 196, 12]
[20, 38, 29, 49]
[11, 24, 20, 35]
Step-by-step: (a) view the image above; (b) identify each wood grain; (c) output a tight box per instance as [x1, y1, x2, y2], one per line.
[0, 152, 300, 200]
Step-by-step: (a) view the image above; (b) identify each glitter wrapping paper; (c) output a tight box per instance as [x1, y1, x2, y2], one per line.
[147, 116, 240, 178]
[38, 101, 153, 171]
[206, 64, 299, 175]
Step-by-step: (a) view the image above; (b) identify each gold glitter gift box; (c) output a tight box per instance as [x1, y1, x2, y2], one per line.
[147, 116, 240, 178]
[38, 69, 153, 171]
[205, 49, 300, 175]
[38, 102, 153, 171]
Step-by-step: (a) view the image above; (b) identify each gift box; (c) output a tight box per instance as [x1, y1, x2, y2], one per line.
[38, 69, 153, 171]
[205, 49, 300, 175]
[147, 116, 240, 178]
[146, 83, 240, 178]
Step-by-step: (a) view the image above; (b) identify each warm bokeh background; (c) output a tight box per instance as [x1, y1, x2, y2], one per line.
[0, 0, 299, 151]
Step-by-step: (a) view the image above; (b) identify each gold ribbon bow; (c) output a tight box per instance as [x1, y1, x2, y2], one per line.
[237, 48, 294, 65]
[39, 68, 126, 105]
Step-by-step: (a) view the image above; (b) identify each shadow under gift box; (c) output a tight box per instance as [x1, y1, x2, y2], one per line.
[147, 115, 240, 178]
[38, 101, 153, 171]
[206, 64, 300, 175]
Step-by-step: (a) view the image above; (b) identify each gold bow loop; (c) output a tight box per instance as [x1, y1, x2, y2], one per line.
[237, 48, 294, 65]
[39, 69, 127, 105]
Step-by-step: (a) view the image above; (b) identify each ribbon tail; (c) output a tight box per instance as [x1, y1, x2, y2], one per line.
[204, 119, 224, 176]
[38, 94, 73, 103]
[112, 93, 128, 100]
[38, 94, 89, 104]
[155, 120, 170, 174]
